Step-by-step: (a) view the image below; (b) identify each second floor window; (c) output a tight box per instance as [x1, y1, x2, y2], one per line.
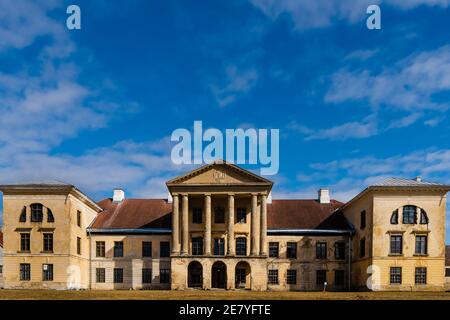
[316, 242, 327, 260]
[415, 235, 428, 255]
[114, 241, 124, 257]
[236, 237, 247, 256]
[359, 238, 366, 258]
[160, 241, 170, 257]
[77, 210, 81, 227]
[214, 238, 225, 256]
[30, 203, 43, 222]
[142, 241, 152, 257]
[193, 208, 202, 224]
[43, 233, 53, 252]
[403, 205, 417, 224]
[334, 242, 345, 260]
[236, 208, 247, 223]
[20, 233, 30, 252]
[96, 241, 105, 257]
[192, 237, 203, 256]
[77, 237, 81, 255]
[214, 207, 225, 224]
[269, 242, 279, 258]
[390, 235, 402, 255]
[360, 210, 366, 229]
[287, 242, 297, 259]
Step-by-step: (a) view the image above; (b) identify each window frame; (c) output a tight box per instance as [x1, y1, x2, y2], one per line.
[286, 269, 297, 285]
[236, 207, 247, 223]
[334, 242, 346, 260]
[316, 270, 327, 286]
[192, 207, 203, 224]
[142, 241, 152, 258]
[160, 268, 170, 284]
[402, 205, 417, 224]
[390, 267, 402, 285]
[30, 203, 44, 222]
[213, 238, 225, 256]
[77, 237, 81, 255]
[360, 210, 366, 229]
[160, 241, 170, 258]
[114, 241, 124, 258]
[76, 210, 81, 227]
[142, 268, 152, 284]
[235, 237, 247, 256]
[316, 242, 327, 260]
[20, 263, 31, 281]
[43, 233, 54, 253]
[359, 238, 366, 258]
[415, 235, 428, 255]
[191, 237, 204, 256]
[268, 242, 279, 258]
[20, 233, 31, 252]
[96, 241, 105, 257]
[96, 268, 106, 283]
[113, 268, 124, 283]
[415, 267, 427, 285]
[268, 269, 279, 285]
[42, 264, 53, 281]
[389, 235, 403, 255]
[286, 242, 297, 259]
[214, 206, 225, 224]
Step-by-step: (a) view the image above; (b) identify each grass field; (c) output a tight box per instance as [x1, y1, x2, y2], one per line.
[0, 289, 449, 300]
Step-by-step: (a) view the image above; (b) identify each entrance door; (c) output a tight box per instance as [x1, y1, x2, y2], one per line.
[211, 262, 227, 289]
[188, 261, 203, 288]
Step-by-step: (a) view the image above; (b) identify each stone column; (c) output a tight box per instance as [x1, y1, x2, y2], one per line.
[181, 194, 189, 255]
[171, 194, 180, 254]
[251, 193, 259, 255]
[227, 194, 235, 256]
[260, 194, 268, 256]
[204, 194, 212, 255]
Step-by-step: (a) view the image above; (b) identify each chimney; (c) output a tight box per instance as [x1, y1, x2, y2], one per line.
[113, 188, 125, 203]
[415, 176, 422, 182]
[318, 188, 330, 204]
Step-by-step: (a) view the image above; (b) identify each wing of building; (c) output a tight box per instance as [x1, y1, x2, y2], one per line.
[0, 162, 449, 291]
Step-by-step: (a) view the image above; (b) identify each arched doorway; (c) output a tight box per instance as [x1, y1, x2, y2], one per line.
[211, 261, 227, 289]
[188, 261, 203, 288]
[235, 261, 251, 289]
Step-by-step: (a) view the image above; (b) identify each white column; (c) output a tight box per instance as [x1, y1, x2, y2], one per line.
[251, 194, 259, 255]
[260, 194, 268, 256]
[227, 193, 235, 256]
[171, 194, 180, 254]
[181, 194, 189, 255]
[204, 194, 212, 255]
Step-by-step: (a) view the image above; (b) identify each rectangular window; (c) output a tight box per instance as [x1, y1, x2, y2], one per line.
[31, 204, 43, 222]
[96, 268, 105, 283]
[142, 241, 152, 257]
[360, 210, 366, 229]
[77, 210, 81, 227]
[20, 263, 31, 281]
[268, 270, 278, 285]
[286, 242, 297, 259]
[192, 208, 202, 224]
[446, 268, 450, 277]
[96, 241, 105, 257]
[42, 264, 53, 281]
[113, 268, 123, 283]
[334, 270, 345, 286]
[403, 205, 417, 224]
[236, 238, 247, 256]
[43, 233, 53, 252]
[192, 237, 203, 256]
[415, 235, 428, 255]
[77, 237, 81, 255]
[235, 268, 246, 288]
[114, 241, 124, 257]
[359, 238, 366, 258]
[316, 270, 327, 286]
[20, 233, 30, 252]
[236, 208, 247, 223]
[390, 267, 402, 284]
[142, 268, 152, 284]
[390, 235, 403, 255]
[214, 238, 225, 256]
[160, 268, 170, 283]
[160, 241, 170, 257]
[269, 242, 279, 258]
[214, 207, 225, 224]
[286, 270, 297, 285]
[415, 267, 427, 285]
[334, 242, 345, 260]
[316, 242, 327, 259]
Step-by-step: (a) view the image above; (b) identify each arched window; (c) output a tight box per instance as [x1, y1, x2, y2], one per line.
[47, 208, 55, 223]
[420, 209, 429, 224]
[30, 203, 44, 222]
[19, 206, 27, 222]
[390, 209, 399, 224]
[402, 205, 417, 224]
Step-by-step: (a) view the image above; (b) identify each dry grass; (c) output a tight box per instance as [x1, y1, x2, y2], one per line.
[0, 289, 449, 300]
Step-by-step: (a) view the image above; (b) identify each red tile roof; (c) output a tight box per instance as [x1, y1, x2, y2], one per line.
[92, 198, 347, 231]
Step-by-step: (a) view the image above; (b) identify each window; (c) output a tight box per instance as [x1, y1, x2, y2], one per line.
[192, 208, 202, 224]
[142, 268, 152, 284]
[142, 241, 152, 257]
[214, 238, 225, 256]
[96, 241, 105, 257]
[360, 210, 366, 229]
[390, 235, 403, 255]
[214, 207, 225, 224]
[415, 267, 427, 285]
[96, 268, 105, 283]
[390, 209, 399, 224]
[235, 268, 246, 288]
[359, 238, 366, 258]
[403, 205, 417, 224]
[335, 270, 345, 286]
[316, 242, 327, 260]
[334, 242, 345, 260]
[236, 208, 247, 223]
[316, 270, 327, 285]
[390, 267, 402, 284]
[76, 210, 81, 227]
[30, 203, 44, 222]
[47, 208, 54, 222]
[269, 242, 279, 258]
[287, 270, 297, 285]
[42, 264, 53, 281]
[287, 242, 297, 259]
[0, 266, 3, 274]
[114, 241, 124, 257]
[43, 233, 53, 252]
[77, 237, 81, 255]
[20, 233, 30, 252]
[160, 268, 170, 283]
[415, 235, 428, 255]
[445, 268, 450, 277]
[20, 264, 31, 281]
[19, 206, 26, 222]
[268, 270, 278, 285]
[160, 241, 170, 257]
[113, 268, 123, 283]
[192, 237, 203, 256]
[236, 238, 247, 256]
[420, 209, 429, 224]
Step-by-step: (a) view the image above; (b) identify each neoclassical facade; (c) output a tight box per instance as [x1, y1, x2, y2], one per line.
[0, 162, 449, 291]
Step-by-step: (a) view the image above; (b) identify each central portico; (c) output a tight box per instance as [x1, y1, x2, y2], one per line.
[166, 161, 272, 290]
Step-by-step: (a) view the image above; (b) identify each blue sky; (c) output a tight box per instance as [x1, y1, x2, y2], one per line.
[1, 0, 450, 238]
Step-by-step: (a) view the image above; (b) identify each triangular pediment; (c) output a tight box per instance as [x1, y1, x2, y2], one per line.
[166, 161, 273, 185]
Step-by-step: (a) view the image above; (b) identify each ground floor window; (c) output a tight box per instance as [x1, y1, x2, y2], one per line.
[214, 238, 225, 256]
[334, 270, 344, 286]
[446, 268, 450, 277]
[114, 268, 124, 283]
[415, 267, 427, 285]
[268, 270, 278, 285]
[316, 270, 326, 286]
[390, 267, 402, 284]
[96, 268, 105, 283]
[235, 268, 246, 288]
[20, 263, 31, 281]
[42, 264, 53, 281]
[142, 268, 152, 284]
[160, 268, 170, 283]
[286, 270, 297, 285]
